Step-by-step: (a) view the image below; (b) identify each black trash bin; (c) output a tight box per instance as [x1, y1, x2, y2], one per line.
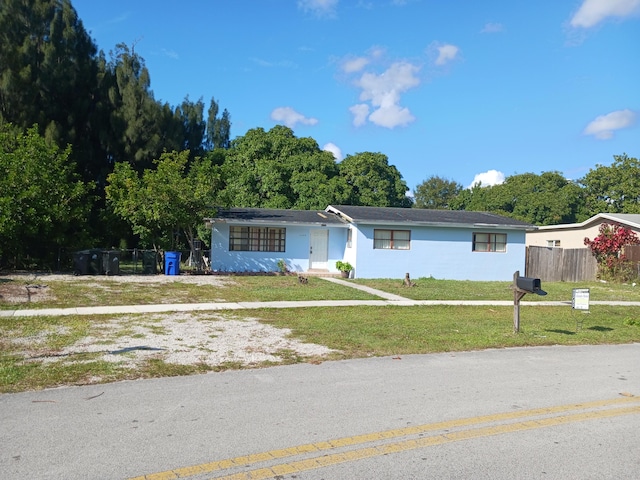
[73, 251, 90, 275]
[102, 251, 120, 276]
[142, 250, 158, 274]
[73, 250, 102, 275]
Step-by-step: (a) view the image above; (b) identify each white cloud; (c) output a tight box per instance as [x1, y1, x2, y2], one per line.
[270, 107, 319, 128]
[368, 103, 415, 128]
[434, 44, 460, 66]
[323, 142, 343, 161]
[570, 0, 640, 28]
[161, 48, 179, 60]
[342, 56, 369, 73]
[349, 104, 370, 127]
[583, 109, 636, 139]
[480, 22, 504, 33]
[351, 61, 420, 128]
[298, 0, 338, 17]
[467, 170, 505, 189]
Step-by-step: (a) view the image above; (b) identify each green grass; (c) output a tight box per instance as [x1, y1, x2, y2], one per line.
[0, 275, 379, 310]
[259, 304, 640, 356]
[351, 277, 640, 302]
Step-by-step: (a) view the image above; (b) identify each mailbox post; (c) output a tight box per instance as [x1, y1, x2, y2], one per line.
[512, 271, 546, 333]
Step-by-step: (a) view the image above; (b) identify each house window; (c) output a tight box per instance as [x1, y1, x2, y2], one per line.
[229, 226, 286, 252]
[547, 240, 561, 247]
[473, 232, 507, 252]
[373, 229, 410, 250]
[346, 229, 353, 248]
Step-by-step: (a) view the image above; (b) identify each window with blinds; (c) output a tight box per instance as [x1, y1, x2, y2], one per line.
[229, 226, 286, 252]
[472, 233, 507, 252]
[373, 229, 411, 250]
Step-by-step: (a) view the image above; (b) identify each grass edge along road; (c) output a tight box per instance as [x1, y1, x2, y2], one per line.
[129, 394, 640, 480]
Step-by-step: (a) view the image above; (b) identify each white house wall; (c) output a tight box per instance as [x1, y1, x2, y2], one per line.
[210, 223, 348, 273]
[352, 225, 526, 281]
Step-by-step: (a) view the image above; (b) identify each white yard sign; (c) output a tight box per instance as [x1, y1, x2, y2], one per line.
[572, 288, 590, 311]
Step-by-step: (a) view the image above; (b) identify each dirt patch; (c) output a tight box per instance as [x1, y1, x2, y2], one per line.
[0, 281, 53, 304]
[11, 312, 336, 370]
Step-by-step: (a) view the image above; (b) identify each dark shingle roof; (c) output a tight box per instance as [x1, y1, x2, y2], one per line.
[208, 207, 347, 225]
[326, 205, 534, 229]
[208, 206, 534, 230]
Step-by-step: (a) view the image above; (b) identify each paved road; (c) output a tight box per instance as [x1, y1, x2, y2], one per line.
[2, 344, 639, 479]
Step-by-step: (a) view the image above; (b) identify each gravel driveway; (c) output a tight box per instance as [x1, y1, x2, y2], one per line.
[2, 273, 336, 371]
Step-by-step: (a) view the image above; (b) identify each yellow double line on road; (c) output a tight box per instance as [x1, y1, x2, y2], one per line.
[131, 395, 640, 480]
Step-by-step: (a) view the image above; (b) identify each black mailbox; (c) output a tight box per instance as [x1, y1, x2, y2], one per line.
[516, 276, 546, 295]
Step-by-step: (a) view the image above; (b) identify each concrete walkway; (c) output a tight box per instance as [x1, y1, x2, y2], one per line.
[1, 277, 639, 318]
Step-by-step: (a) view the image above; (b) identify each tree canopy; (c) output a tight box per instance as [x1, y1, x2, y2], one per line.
[414, 176, 462, 209]
[339, 152, 412, 207]
[451, 171, 585, 225]
[105, 150, 220, 251]
[219, 126, 410, 209]
[0, 124, 91, 266]
[580, 154, 640, 215]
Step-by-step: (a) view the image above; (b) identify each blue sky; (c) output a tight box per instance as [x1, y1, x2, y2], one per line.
[73, 0, 639, 192]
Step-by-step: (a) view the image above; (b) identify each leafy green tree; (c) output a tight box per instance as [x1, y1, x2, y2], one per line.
[492, 172, 584, 225]
[0, 124, 91, 267]
[414, 176, 462, 209]
[0, 0, 103, 181]
[220, 126, 344, 209]
[450, 183, 490, 212]
[206, 97, 232, 150]
[338, 152, 412, 207]
[103, 43, 168, 171]
[105, 150, 220, 252]
[173, 96, 206, 160]
[580, 154, 640, 216]
[451, 171, 584, 225]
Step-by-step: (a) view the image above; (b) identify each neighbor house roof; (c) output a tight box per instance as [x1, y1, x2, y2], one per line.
[206, 207, 348, 226]
[534, 213, 640, 232]
[326, 205, 534, 230]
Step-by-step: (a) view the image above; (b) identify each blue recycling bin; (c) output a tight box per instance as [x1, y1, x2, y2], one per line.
[164, 251, 181, 275]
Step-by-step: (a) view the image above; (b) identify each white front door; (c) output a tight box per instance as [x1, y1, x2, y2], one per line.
[309, 229, 329, 270]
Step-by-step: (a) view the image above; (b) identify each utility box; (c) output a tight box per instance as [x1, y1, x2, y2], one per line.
[516, 276, 545, 295]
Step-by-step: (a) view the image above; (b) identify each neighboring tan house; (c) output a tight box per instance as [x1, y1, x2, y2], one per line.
[207, 205, 534, 281]
[526, 213, 640, 249]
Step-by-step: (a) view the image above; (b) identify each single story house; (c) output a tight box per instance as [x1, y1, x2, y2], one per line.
[526, 213, 640, 249]
[206, 205, 534, 281]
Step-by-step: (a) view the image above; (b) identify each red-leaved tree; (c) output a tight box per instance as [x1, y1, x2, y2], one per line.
[584, 223, 640, 281]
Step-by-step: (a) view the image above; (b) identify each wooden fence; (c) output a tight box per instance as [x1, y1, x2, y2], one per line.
[526, 246, 598, 282]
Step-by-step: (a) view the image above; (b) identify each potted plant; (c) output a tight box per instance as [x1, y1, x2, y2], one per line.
[335, 260, 353, 278]
[276, 259, 288, 275]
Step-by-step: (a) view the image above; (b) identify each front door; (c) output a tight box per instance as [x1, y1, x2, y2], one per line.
[309, 229, 329, 270]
